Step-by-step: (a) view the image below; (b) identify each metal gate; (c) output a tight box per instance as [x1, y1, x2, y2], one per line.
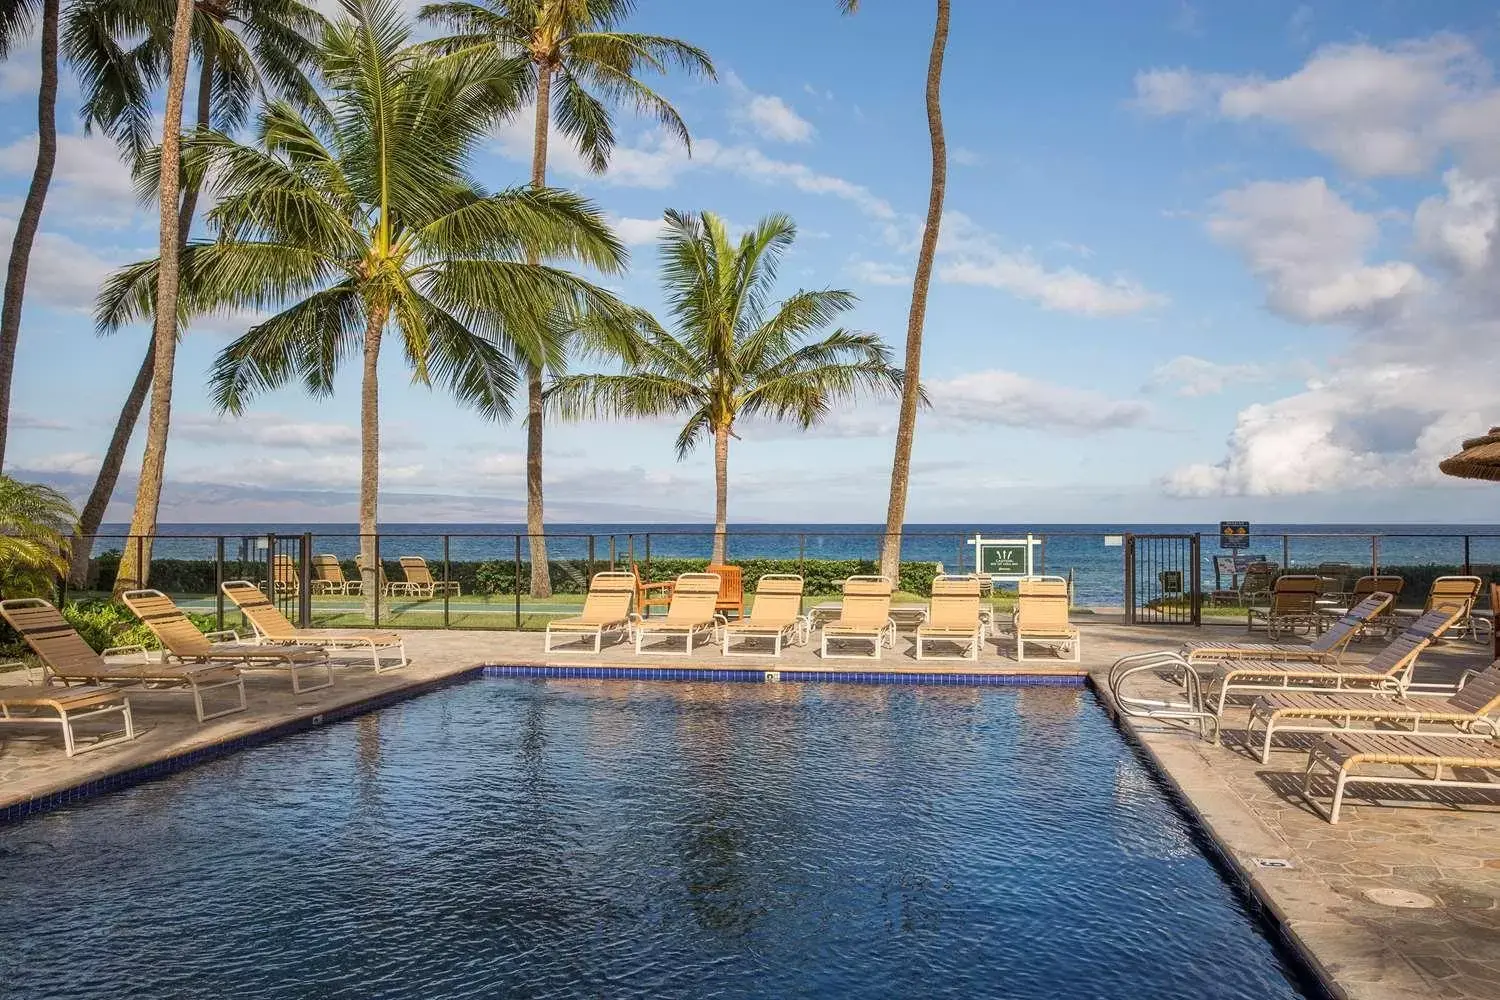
[1123, 533, 1202, 626]
[264, 533, 311, 628]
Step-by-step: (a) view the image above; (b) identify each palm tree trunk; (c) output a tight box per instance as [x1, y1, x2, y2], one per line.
[712, 424, 729, 564]
[525, 62, 553, 598]
[0, 0, 60, 467]
[359, 306, 386, 621]
[70, 43, 215, 590]
[879, 0, 949, 582]
[114, 0, 195, 595]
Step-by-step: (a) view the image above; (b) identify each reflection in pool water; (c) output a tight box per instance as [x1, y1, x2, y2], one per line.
[0, 680, 1314, 999]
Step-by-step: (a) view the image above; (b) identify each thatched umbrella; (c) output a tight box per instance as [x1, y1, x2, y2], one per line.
[1440, 427, 1500, 482]
[1440, 426, 1500, 656]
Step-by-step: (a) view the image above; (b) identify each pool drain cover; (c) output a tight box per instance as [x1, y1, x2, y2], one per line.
[1363, 888, 1436, 909]
[1251, 857, 1294, 869]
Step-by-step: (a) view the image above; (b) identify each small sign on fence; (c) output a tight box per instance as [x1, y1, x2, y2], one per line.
[1219, 521, 1250, 550]
[970, 534, 1040, 582]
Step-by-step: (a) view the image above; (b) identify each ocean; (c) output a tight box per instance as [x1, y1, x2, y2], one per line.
[94, 522, 1500, 607]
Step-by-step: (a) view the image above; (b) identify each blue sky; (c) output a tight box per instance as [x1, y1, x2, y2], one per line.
[4, 0, 1500, 523]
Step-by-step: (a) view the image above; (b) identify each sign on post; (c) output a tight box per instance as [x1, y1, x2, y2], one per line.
[1219, 521, 1250, 550]
[970, 534, 1041, 582]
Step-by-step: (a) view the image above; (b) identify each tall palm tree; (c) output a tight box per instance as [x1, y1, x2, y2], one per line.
[549, 210, 905, 564]
[840, 0, 950, 579]
[98, 0, 635, 613]
[420, 0, 714, 599]
[0, 474, 75, 598]
[61, 0, 326, 588]
[0, 0, 61, 466]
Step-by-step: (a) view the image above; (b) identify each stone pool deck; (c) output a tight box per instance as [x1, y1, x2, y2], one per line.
[3, 621, 1498, 1000]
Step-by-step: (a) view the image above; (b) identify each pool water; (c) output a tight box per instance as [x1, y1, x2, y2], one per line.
[0, 680, 1315, 999]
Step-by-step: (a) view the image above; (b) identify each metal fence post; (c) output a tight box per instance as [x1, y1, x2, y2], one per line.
[1282, 534, 1290, 570]
[1123, 533, 1135, 625]
[215, 536, 226, 631]
[265, 533, 276, 603]
[609, 535, 617, 571]
[298, 533, 313, 628]
[1190, 533, 1202, 627]
[645, 534, 652, 578]
[514, 534, 522, 629]
[798, 533, 806, 577]
[373, 533, 381, 627]
[443, 534, 451, 629]
[1372, 536, 1381, 575]
[134, 534, 144, 592]
[1464, 535, 1472, 576]
[587, 535, 596, 584]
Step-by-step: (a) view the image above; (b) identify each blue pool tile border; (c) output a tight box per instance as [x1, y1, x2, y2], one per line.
[482, 664, 1087, 687]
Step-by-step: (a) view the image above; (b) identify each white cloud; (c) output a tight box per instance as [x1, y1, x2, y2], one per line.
[724, 71, 815, 143]
[0, 218, 119, 310]
[1414, 169, 1498, 274]
[608, 214, 668, 246]
[927, 370, 1151, 433]
[1145, 356, 1268, 398]
[1131, 68, 1227, 115]
[846, 258, 908, 286]
[10, 413, 72, 431]
[1207, 178, 1423, 323]
[0, 130, 140, 226]
[172, 413, 423, 452]
[19, 451, 100, 475]
[952, 146, 983, 166]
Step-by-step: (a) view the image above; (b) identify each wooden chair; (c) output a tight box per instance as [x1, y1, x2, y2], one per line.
[631, 562, 675, 618]
[705, 563, 745, 620]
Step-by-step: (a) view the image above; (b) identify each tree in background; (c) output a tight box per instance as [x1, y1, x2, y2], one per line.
[420, 0, 713, 598]
[98, 0, 635, 615]
[549, 210, 905, 564]
[0, 474, 75, 599]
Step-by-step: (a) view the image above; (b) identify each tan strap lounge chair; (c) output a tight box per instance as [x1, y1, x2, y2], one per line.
[398, 556, 461, 598]
[312, 554, 360, 595]
[634, 573, 723, 656]
[221, 580, 407, 671]
[1246, 575, 1321, 637]
[355, 554, 415, 598]
[1301, 731, 1500, 823]
[1247, 658, 1500, 763]
[820, 576, 896, 661]
[631, 563, 675, 618]
[1393, 575, 1487, 643]
[1014, 576, 1080, 663]
[544, 571, 637, 653]
[705, 563, 745, 620]
[721, 574, 809, 657]
[261, 552, 299, 598]
[915, 575, 984, 661]
[0, 598, 246, 723]
[0, 664, 137, 757]
[1338, 575, 1404, 634]
[1181, 593, 1394, 665]
[1200, 606, 1461, 717]
[122, 590, 334, 694]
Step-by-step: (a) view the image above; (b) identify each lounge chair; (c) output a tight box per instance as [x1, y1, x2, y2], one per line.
[543, 571, 637, 653]
[1246, 575, 1321, 636]
[0, 598, 246, 722]
[1199, 606, 1461, 717]
[705, 563, 745, 620]
[634, 573, 723, 655]
[121, 589, 334, 694]
[721, 574, 809, 657]
[397, 556, 461, 598]
[820, 576, 896, 660]
[1181, 593, 1393, 665]
[1246, 659, 1500, 763]
[631, 563, 674, 618]
[915, 575, 984, 661]
[1393, 575, 1487, 643]
[355, 554, 414, 598]
[1014, 576, 1080, 663]
[0, 663, 137, 756]
[1333, 575, 1404, 635]
[312, 554, 360, 596]
[261, 552, 299, 598]
[221, 580, 407, 671]
[1301, 731, 1500, 823]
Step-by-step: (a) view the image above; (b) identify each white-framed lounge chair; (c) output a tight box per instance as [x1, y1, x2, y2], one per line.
[0, 662, 137, 757]
[1301, 731, 1500, 823]
[355, 554, 416, 598]
[1014, 576, 1079, 663]
[221, 580, 407, 672]
[721, 574, 809, 657]
[1198, 606, 1461, 717]
[634, 573, 723, 656]
[312, 554, 360, 596]
[915, 575, 983, 661]
[820, 576, 896, 661]
[544, 571, 637, 653]
[397, 556, 461, 598]
[1246, 575, 1321, 637]
[1181, 593, 1394, 665]
[0, 598, 247, 723]
[1393, 575, 1488, 643]
[122, 589, 335, 694]
[259, 552, 299, 598]
[1330, 575, 1404, 635]
[1246, 659, 1500, 763]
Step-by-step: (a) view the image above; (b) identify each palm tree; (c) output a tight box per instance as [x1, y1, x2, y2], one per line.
[549, 210, 905, 564]
[420, 0, 714, 599]
[841, 0, 950, 579]
[0, 474, 76, 599]
[60, 0, 326, 588]
[98, 0, 635, 614]
[0, 0, 61, 467]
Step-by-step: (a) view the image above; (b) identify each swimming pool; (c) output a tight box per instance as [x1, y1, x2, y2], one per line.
[0, 679, 1316, 999]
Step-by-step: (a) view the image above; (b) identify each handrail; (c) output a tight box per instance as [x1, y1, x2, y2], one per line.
[1107, 649, 1220, 742]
